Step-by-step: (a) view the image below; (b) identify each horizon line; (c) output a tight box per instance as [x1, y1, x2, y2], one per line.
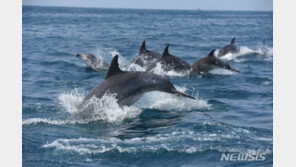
[22, 5, 273, 12]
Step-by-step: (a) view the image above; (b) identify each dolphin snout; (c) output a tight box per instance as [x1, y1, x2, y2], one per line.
[75, 54, 81, 58]
[230, 67, 240, 73]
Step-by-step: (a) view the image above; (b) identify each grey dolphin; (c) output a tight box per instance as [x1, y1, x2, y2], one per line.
[260, 40, 268, 55]
[217, 37, 240, 57]
[75, 53, 109, 71]
[146, 44, 191, 73]
[189, 50, 240, 77]
[130, 41, 161, 69]
[79, 55, 195, 108]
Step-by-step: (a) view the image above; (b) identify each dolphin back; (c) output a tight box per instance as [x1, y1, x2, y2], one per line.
[131, 41, 161, 68]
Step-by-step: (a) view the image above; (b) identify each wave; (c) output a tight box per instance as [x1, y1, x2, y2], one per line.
[42, 128, 272, 155]
[23, 86, 209, 125]
[22, 118, 72, 125]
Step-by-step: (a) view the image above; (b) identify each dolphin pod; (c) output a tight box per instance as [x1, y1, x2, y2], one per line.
[75, 39, 243, 109]
[78, 55, 195, 109]
[75, 39, 241, 75]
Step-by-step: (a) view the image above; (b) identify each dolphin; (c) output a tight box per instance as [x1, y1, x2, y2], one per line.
[189, 50, 240, 77]
[217, 37, 240, 57]
[260, 40, 268, 55]
[130, 41, 161, 69]
[79, 55, 195, 108]
[146, 44, 191, 73]
[75, 53, 109, 71]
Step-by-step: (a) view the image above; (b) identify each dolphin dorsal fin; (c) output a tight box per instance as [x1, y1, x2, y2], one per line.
[207, 49, 215, 57]
[140, 40, 146, 53]
[105, 55, 124, 79]
[161, 44, 170, 58]
[231, 38, 235, 45]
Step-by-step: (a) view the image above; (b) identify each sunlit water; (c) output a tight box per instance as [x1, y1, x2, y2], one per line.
[23, 6, 273, 167]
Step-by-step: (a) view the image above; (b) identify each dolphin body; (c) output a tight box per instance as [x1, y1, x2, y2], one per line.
[75, 53, 109, 71]
[189, 50, 240, 77]
[146, 44, 191, 73]
[260, 40, 268, 55]
[130, 41, 161, 69]
[217, 38, 240, 57]
[79, 55, 195, 108]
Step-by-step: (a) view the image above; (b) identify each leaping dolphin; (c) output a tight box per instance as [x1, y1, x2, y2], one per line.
[79, 55, 195, 108]
[130, 41, 161, 69]
[189, 50, 240, 77]
[75, 53, 109, 71]
[217, 37, 240, 57]
[146, 44, 191, 73]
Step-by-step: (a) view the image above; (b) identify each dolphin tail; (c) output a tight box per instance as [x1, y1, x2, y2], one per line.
[229, 67, 240, 73]
[172, 89, 196, 100]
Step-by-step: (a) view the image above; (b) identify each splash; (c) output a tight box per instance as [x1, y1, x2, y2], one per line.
[93, 47, 130, 70]
[22, 118, 72, 125]
[58, 88, 85, 114]
[256, 45, 273, 61]
[135, 86, 210, 111]
[148, 62, 189, 77]
[218, 46, 253, 61]
[126, 62, 146, 71]
[217, 45, 273, 62]
[23, 89, 142, 125]
[70, 93, 142, 123]
[23, 86, 209, 125]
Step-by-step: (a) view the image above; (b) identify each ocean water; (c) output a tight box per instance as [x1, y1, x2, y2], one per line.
[22, 6, 273, 167]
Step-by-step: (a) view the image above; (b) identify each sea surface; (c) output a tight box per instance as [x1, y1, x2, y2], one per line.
[22, 6, 273, 167]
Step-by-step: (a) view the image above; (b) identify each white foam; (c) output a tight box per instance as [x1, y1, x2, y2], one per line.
[257, 44, 273, 57]
[42, 129, 272, 155]
[74, 93, 142, 123]
[257, 137, 273, 142]
[58, 88, 85, 114]
[22, 118, 70, 125]
[217, 45, 273, 62]
[218, 46, 253, 62]
[110, 51, 131, 70]
[135, 86, 210, 111]
[93, 47, 130, 70]
[149, 62, 188, 77]
[23, 86, 209, 125]
[126, 63, 146, 71]
[256, 46, 273, 61]
[209, 68, 238, 75]
[23, 90, 142, 125]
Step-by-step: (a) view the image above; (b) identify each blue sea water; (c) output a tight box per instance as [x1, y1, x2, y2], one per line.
[22, 6, 273, 167]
